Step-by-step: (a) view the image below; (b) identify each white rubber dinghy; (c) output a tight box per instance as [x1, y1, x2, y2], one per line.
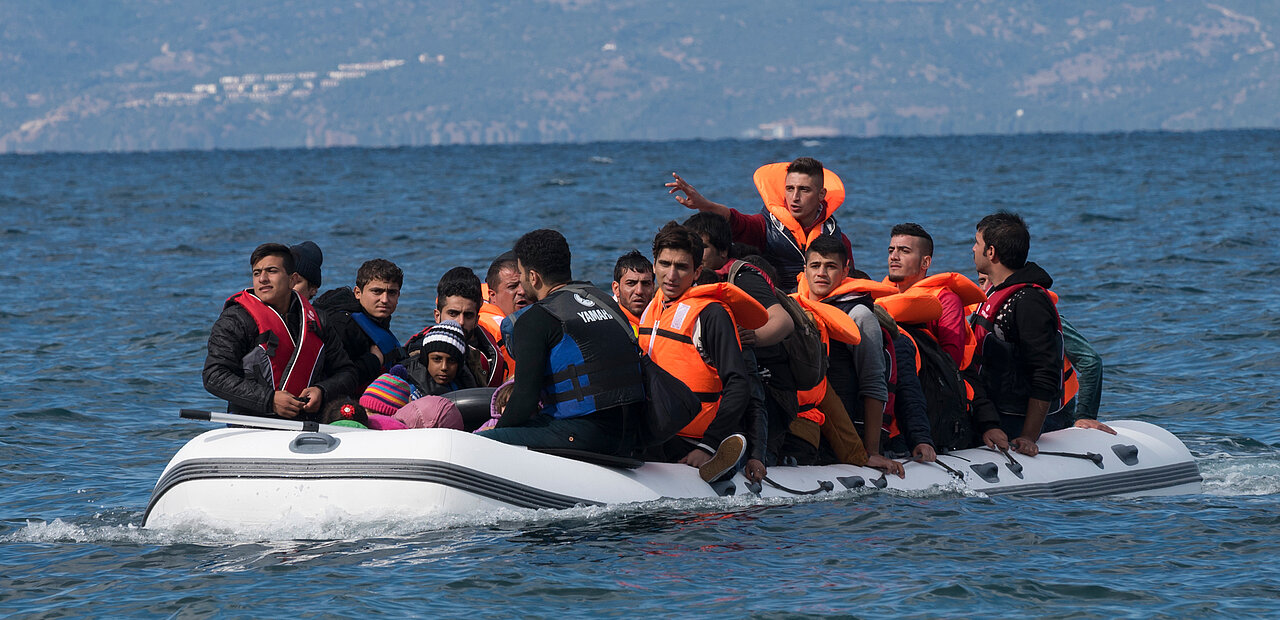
[143, 420, 1201, 529]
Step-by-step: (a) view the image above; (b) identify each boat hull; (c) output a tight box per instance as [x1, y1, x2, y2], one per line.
[143, 420, 1201, 528]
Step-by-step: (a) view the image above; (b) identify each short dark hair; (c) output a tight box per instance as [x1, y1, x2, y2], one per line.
[805, 234, 848, 267]
[485, 251, 518, 290]
[613, 249, 653, 282]
[890, 222, 934, 257]
[513, 229, 572, 286]
[652, 221, 704, 269]
[356, 258, 403, 288]
[976, 211, 1030, 269]
[250, 243, 296, 273]
[682, 212, 731, 254]
[436, 266, 483, 310]
[787, 157, 824, 188]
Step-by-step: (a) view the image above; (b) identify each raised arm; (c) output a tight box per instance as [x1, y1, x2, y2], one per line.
[666, 172, 731, 220]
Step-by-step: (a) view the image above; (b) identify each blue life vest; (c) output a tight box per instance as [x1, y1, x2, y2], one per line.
[536, 283, 645, 419]
[761, 208, 844, 293]
[351, 312, 401, 370]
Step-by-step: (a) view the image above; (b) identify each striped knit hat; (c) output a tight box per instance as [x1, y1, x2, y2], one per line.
[421, 320, 467, 362]
[360, 373, 412, 415]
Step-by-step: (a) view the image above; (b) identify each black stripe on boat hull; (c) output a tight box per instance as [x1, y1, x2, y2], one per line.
[143, 458, 601, 525]
[980, 461, 1202, 499]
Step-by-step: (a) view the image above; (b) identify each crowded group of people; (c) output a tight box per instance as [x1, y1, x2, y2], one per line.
[202, 156, 1112, 484]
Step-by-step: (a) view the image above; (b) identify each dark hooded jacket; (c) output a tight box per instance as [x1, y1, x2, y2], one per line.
[313, 287, 405, 396]
[965, 261, 1062, 430]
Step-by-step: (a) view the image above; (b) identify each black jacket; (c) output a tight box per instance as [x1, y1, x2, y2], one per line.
[202, 295, 358, 417]
[965, 261, 1062, 428]
[313, 287, 404, 396]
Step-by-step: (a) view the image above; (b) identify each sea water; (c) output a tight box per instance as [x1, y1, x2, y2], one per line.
[2, 131, 1279, 616]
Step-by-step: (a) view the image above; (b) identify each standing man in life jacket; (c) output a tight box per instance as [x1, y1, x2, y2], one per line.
[477, 229, 645, 456]
[203, 243, 357, 419]
[967, 211, 1073, 456]
[289, 241, 323, 301]
[640, 222, 762, 482]
[479, 251, 528, 380]
[611, 250, 656, 333]
[885, 223, 986, 368]
[667, 157, 853, 293]
[312, 259, 407, 396]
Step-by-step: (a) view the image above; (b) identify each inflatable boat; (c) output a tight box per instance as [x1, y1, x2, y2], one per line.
[143, 409, 1202, 528]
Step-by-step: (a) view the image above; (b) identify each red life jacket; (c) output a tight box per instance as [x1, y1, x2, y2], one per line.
[228, 290, 324, 395]
[970, 283, 1078, 415]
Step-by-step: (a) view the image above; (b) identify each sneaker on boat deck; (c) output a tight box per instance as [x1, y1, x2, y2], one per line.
[699, 433, 746, 483]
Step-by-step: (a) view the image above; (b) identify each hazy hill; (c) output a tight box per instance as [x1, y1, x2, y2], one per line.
[1, 1, 1277, 152]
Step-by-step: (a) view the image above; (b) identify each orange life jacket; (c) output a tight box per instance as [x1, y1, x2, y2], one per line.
[797, 276, 898, 301]
[875, 288, 944, 325]
[227, 289, 324, 395]
[893, 272, 986, 369]
[478, 301, 515, 380]
[619, 304, 642, 337]
[752, 163, 851, 290]
[789, 293, 861, 425]
[753, 162, 847, 252]
[638, 283, 767, 439]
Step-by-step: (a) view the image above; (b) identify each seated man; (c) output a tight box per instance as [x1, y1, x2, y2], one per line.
[611, 249, 656, 332]
[667, 157, 852, 292]
[967, 211, 1078, 456]
[975, 275, 1113, 436]
[885, 223, 986, 368]
[313, 258, 407, 396]
[289, 241, 323, 301]
[479, 251, 528, 378]
[639, 222, 760, 481]
[203, 243, 357, 419]
[409, 267, 507, 387]
[798, 236, 904, 475]
[478, 229, 645, 456]
[683, 211, 794, 482]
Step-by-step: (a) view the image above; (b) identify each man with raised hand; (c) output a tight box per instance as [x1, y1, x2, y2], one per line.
[478, 229, 645, 456]
[667, 157, 852, 293]
[204, 243, 356, 419]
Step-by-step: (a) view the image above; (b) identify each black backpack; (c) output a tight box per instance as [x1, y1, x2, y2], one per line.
[903, 325, 973, 452]
[726, 261, 827, 392]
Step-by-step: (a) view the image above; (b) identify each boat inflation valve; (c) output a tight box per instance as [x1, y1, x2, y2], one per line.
[710, 480, 736, 497]
[838, 476, 866, 490]
[289, 432, 340, 454]
[1112, 444, 1140, 466]
[970, 462, 1000, 483]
